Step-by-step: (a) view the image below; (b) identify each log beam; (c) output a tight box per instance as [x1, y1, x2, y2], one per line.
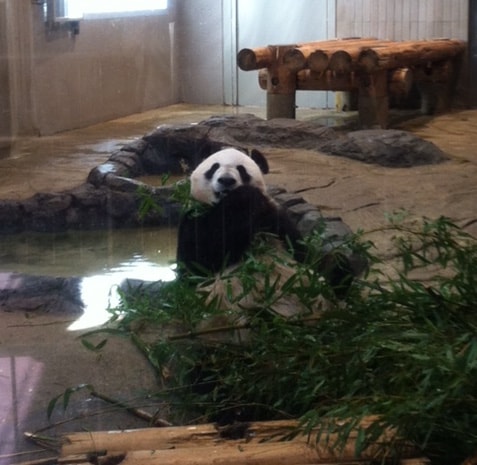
[358, 39, 466, 73]
[296, 70, 357, 92]
[308, 39, 387, 73]
[283, 38, 380, 72]
[237, 46, 276, 71]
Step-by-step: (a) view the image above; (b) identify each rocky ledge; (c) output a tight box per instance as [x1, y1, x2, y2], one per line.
[0, 114, 447, 235]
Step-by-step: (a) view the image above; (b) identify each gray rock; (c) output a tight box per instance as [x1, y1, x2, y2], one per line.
[109, 150, 144, 176]
[0, 272, 84, 314]
[319, 129, 448, 167]
[0, 200, 23, 233]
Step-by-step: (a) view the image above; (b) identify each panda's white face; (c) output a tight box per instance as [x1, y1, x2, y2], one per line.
[190, 148, 268, 205]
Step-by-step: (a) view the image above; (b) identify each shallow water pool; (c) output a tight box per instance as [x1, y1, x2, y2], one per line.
[0, 227, 178, 330]
[0, 227, 177, 278]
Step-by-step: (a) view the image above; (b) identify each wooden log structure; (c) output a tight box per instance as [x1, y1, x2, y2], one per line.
[260, 67, 413, 95]
[57, 418, 424, 465]
[282, 38, 379, 72]
[357, 39, 465, 73]
[238, 38, 466, 127]
[308, 39, 386, 74]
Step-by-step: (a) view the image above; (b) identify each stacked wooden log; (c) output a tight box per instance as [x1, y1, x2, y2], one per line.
[52, 418, 426, 465]
[237, 38, 466, 126]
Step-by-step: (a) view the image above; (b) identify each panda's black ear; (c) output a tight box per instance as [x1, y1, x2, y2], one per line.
[250, 149, 269, 174]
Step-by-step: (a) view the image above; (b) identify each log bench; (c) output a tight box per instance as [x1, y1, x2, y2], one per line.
[237, 38, 466, 127]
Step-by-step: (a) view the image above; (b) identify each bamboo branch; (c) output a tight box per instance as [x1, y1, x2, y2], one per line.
[90, 391, 172, 427]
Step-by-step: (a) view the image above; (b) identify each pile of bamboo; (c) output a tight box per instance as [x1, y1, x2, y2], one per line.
[237, 38, 466, 124]
[44, 418, 427, 465]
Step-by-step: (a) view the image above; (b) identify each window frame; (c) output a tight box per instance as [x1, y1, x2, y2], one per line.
[60, 0, 168, 21]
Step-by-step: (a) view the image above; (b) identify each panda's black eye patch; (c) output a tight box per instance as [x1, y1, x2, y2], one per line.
[237, 165, 251, 184]
[204, 163, 220, 180]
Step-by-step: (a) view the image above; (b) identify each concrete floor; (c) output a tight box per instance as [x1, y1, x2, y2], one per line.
[0, 104, 264, 200]
[1, 103, 476, 464]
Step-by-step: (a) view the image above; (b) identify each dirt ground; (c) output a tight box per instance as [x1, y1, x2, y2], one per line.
[265, 110, 477, 253]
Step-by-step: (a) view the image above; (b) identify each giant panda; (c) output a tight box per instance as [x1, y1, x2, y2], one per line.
[176, 148, 354, 329]
[177, 147, 308, 275]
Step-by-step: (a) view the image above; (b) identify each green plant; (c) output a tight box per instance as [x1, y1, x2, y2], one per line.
[80, 215, 477, 464]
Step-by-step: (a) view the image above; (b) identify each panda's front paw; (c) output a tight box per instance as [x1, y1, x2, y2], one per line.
[219, 185, 269, 208]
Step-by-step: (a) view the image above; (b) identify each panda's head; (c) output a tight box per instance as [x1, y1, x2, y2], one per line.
[190, 148, 269, 205]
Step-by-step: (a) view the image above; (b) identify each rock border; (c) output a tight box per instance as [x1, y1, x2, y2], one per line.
[0, 114, 447, 235]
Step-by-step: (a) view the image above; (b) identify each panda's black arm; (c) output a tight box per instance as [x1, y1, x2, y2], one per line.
[176, 213, 201, 273]
[177, 203, 255, 274]
[177, 212, 224, 274]
[260, 205, 308, 263]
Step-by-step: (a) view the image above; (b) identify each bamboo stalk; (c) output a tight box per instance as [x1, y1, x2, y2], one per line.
[61, 420, 298, 456]
[90, 391, 172, 427]
[60, 429, 416, 465]
[87, 442, 331, 465]
[58, 416, 424, 465]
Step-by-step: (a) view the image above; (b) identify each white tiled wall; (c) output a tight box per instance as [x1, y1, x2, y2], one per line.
[336, 0, 468, 41]
[236, 0, 336, 108]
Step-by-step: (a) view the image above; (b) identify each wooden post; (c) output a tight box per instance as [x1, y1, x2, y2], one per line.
[389, 68, 413, 96]
[357, 70, 389, 128]
[414, 59, 461, 114]
[266, 45, 297, 119]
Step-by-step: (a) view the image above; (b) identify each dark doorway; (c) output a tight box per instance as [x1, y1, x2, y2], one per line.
[470, 0, 477, 107]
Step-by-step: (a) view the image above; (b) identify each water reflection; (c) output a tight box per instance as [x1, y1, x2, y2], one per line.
[0, 227, 178, 330]
[72, 262, 176, 331]
[0, 227, 177, 277]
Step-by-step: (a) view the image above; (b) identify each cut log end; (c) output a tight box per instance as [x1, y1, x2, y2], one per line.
[308, 50, 329, 73]
[329, 50, 353, 74]
[283, 48, 307, 71]
[237, 47, 275, 71]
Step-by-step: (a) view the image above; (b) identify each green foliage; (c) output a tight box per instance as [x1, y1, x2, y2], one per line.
[47, 383, 94, 420]
[137, 177, 211, 223]
[171, 179, 211, 217]
[136, 184, 165, 219]
[82, 216, 477, 463]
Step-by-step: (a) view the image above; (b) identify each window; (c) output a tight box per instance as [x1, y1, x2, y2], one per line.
[61, 0, 168, 19]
